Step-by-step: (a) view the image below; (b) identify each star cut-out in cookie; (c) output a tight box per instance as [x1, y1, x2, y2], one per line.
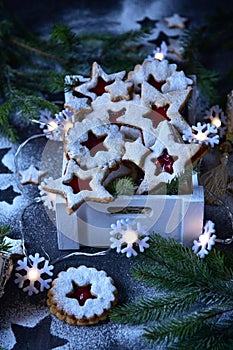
[42, 159, 113, 214]
[105, 78, 133, 102]
[18, 164, 46, 185]
[75, 62, 126, 101]
[164, 13, 188, 29]
[11, 315, 68, 350]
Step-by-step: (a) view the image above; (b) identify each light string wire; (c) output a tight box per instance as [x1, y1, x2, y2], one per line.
[14, 133, 110, 267]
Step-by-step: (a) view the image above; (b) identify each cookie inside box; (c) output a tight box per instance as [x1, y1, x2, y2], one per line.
[55, 161, 204, 249]
[41, 59, 207, 249]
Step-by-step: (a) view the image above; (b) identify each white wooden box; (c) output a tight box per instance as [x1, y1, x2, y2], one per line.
[55, 174, 204, 249]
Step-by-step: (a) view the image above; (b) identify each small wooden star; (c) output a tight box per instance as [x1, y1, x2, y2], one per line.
[167, 37, 184, 60]
[19, 164, 46, 185]
[164, 13, 188, 29]
[75, 62, 126, 101]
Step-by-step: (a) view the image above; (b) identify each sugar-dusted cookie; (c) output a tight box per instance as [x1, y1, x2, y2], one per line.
[42, 159, 114, 214]
[65, 118, 125, 169]
[47, 265, 118, 325]
[75, 62, 126, 101]
[104, 78, 133, 102]
[19, 164, 46, 185]
[141, 81, 192, 134]
[127, 59, 177, 92]
[137, 120, 200, 194]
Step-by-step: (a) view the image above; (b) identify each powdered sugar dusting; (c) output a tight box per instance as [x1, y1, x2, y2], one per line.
[51, 266, 116, 319]
[0, 298, 49, 349]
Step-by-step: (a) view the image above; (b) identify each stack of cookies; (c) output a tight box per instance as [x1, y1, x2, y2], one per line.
[43, 59, 204, 214]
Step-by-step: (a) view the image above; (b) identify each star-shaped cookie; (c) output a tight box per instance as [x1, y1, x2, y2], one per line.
[128, 59, 177, 92]
[141, 81, 193, 134]
[137, 120, 200, 194]
[164, 13, 188, 29]
[104, 78, 133, 102]
[42, 160, 113, 214]
[75, 62, 126, 101]
[19, 164, 46, 185]
[66, 118, 125, 169]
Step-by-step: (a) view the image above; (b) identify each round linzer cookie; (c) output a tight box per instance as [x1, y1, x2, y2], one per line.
[47, 266, 118, 326]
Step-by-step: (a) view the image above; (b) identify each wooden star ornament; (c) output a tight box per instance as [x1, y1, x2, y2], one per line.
[164, 13, 188, 29]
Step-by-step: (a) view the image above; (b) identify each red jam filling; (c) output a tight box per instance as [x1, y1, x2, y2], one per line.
[81, 131, 106, 157]
[156, 149, 174, 174]
[65, 175, 91, 194]
[147, 74, 164, 91]
[90, 77, 113, 96]
[67, 283, 96, 306]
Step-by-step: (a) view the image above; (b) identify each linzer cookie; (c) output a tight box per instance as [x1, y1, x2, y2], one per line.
[41, 58, 206, 214]
[47, 265, 118, 325]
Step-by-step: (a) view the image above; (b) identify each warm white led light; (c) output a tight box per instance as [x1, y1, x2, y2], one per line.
[27, 268, 40, 282]
[122, 230, 138, 244]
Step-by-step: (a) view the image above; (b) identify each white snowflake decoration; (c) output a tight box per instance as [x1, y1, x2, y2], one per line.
[55, 108, 75, 137]
[38, 177, 56, 211]
[145, 41, 168, 62]
[204, 105, 227, 138]
[182, 122, 219, 148]
[110, 218, 150, 258]
[192, 220, 217, 258]
[38, 109, 61, 141]
[15, 253, 54, 295]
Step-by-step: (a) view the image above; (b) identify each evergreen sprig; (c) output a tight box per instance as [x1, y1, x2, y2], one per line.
[0, 1, 148, 141]
[110, 233, 233, 349]
[0, 225, 12, 253]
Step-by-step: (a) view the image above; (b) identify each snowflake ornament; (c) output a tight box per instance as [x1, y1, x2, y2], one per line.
[192, 220, 217, 258]
[55, 108, 75, 137]
[110, 218, 150, 258]
[145, 41, 168, 62]
[182, 122, 219, 148]
[15, 253, 54, 295]
[39, 177, 56, 211]
[204, 105, 227, 138]
[38, 109, 61, 141]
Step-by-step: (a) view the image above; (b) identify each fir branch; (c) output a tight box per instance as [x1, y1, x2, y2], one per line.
[0, 225, 12, 253]
[110, 233, 233, 348]
[110, 288, 201, 325]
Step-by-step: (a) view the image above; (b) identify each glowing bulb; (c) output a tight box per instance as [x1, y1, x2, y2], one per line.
[27, 268, 40, 282]
[47, 120, 58, 132]
[195, 132, 207, 142]
[64, 121, 74, 134]
[154, 52, 164, 61]
[211, 117, 221, 129]
[123, 230, 138, 244]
